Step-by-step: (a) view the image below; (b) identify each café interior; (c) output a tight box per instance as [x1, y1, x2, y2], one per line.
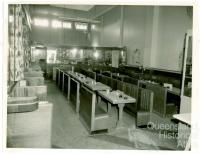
[7, 4, 192, 150]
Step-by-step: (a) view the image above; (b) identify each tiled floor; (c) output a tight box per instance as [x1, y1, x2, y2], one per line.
[47, 80, 178, 150]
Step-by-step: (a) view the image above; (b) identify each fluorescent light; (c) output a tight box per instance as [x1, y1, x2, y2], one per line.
[75, 22, 88, 30]
[52, 20, 62, 28]
[71, 48, 77, 57]
[63, 21, 72, 29]
[34, 18, 49, 27]
[93, 51, 99, 59]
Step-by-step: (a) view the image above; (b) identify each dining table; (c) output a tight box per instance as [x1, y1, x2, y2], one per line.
[98, 90, 136, 128]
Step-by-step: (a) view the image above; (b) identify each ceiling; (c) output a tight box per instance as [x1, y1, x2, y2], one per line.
[50, 5, 94, 11]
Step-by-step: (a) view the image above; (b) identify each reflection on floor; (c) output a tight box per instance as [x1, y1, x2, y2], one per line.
[47, 80, 178, 150]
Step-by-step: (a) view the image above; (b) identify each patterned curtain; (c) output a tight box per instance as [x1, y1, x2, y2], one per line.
[8, 4, 31, 83]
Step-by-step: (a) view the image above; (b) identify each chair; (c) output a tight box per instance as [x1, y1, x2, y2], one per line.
[79, 86, 110, 133]
[136, 88, 154, 127]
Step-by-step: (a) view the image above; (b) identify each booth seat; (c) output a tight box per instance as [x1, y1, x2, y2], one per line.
[7, 101, 53, 148]
[146, 83, 178, 118]
[79, 86, 110, 133]
[24, 71, 44, 77]
[24, 77, 44, 86]
[11, 85, 47, 101]
[115, 81, 154, 127]
[136, 88, 154, 127]
[79, 68, 96, 80]
[123, 76, 139, 86]
[122, 82, 138, 114]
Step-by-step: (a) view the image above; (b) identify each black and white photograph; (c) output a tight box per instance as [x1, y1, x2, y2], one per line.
[1, 0, 200, 153]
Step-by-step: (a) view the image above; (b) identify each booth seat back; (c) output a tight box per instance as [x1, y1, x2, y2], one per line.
[79, 86, 110, 133]
[138, 88, 154, 111]
[123, 82, 138, 100]
[56, 69, 59, 85]
[102, 71, 112, 77]
[11, 86, 47, 101]
[24, 71, 44, 77]
[123, 76, 138, 85]
[111, 79, 118, 90]
[123, 82, 139, 114]
[117, 80, 124, 91]
[79, 86, 93, 127]
[96, 74, 102, 82]
[87, 71, 96, 80]
[100, 75, 112, 87]
[146, 83, 167, 117]
[24, 77, 44, 86]
[136, 88, 154, 127]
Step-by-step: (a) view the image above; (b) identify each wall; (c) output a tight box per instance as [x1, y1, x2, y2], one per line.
[92, 5, 192, 71]
[154, 6, 192, 71]
[123, 6, 152, 65]
[31, 22, 90, 46]
[99, 6, 121, 47]
[30, 5, 192, 71]
[8, 5, 31, 83]
[30, 5, 91, 46]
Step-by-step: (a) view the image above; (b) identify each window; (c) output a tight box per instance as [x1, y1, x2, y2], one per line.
[34, 18, 49, 27]
[91, 24, 96, 30]
[63, 21, 72, 29]
[75, 22, 88, 30]
[47, 49, 57, 63]
[52, 20, 62, 28]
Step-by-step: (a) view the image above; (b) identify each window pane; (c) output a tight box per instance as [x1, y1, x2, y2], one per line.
[34, 18, 49, 27]
[75, 22, 88, 30]
[52, 20, 62, 28]
[63, 21, 72, 29]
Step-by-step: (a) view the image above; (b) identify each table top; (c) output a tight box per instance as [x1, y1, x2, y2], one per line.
[173, 113, 191, 125]
[167, 87, 181, 96]
[67, 71, 94, 83]
[84, 81, 110, 91]
[112, 73, 129, 78]
[139, 80, 181, 96]
[98, 90, 136, 104]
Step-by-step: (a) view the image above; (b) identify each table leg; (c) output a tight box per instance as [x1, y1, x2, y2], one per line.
[62, 73, 64, 92]
[76, 83, 80, 113]
[67, 77, 70, 101]
[116, 104, 125, 128]
[58, 70, 60, 88]
[107, 103, 112, 115]
[97, 95, 101, 104]
[185, 133, 191, 151]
